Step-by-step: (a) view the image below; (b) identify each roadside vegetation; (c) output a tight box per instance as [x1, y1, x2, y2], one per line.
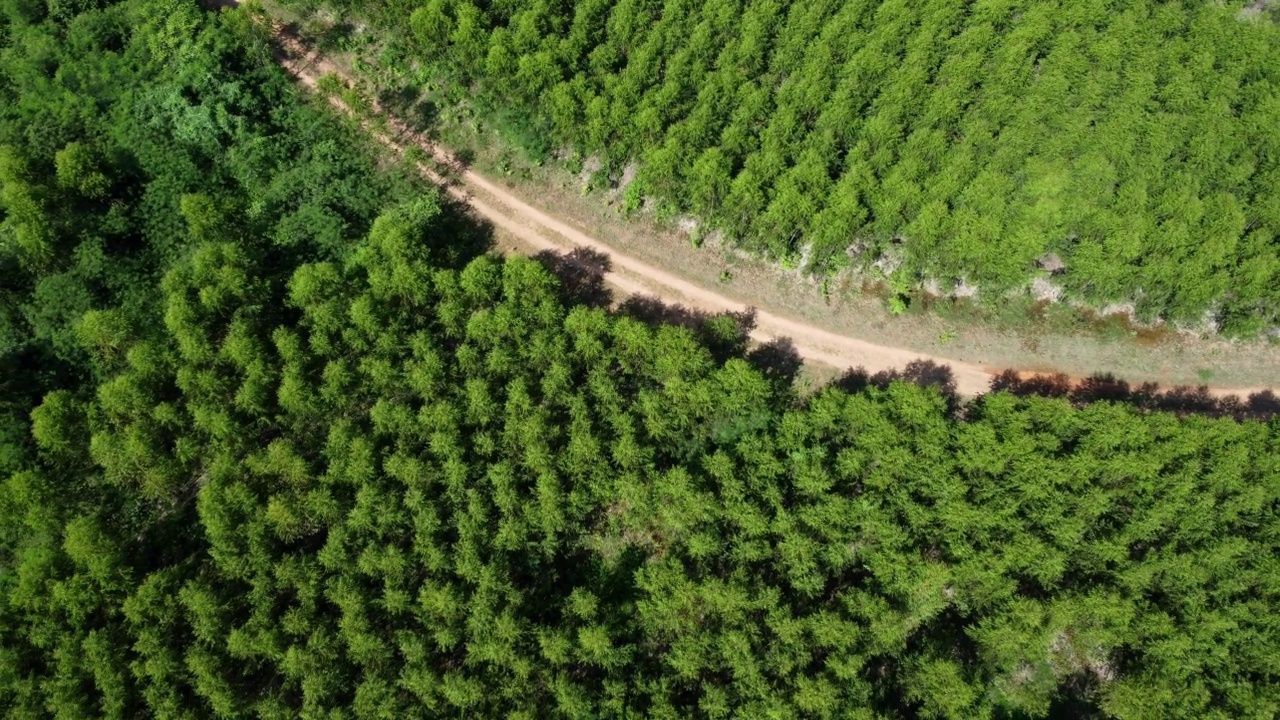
[266, 0, 1280, 335]
[1, 2, 1280, 718]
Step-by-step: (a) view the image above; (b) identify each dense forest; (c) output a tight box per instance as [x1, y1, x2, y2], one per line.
[273, 0, 1280, 333]
[2, 0, 1280, 718]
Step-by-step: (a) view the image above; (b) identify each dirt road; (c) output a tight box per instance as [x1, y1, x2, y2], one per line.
[265, 20, 1276, 400]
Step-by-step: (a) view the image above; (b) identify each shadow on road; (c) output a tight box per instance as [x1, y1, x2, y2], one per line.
[834, 360, 960, 414]
[533, 247, 614, 309]
[530, 248, 805, 387]
[990, 370, 1280, 420]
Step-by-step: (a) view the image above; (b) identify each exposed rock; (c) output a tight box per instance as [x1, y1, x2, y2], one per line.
[792, 243, 814, 272]
[1101, 302, 1136, 318]
[873, 250, 902, 276]
[578, 154, 603, 186]
[1038, 252, 1066, 273]
[952, 278, 979, 298]
[1031, 277, 1063, 302]
[616, 162, 639, 192]
[1238, 0, 1275, 20]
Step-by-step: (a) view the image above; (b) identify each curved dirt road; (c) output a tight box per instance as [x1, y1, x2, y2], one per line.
[266, 22, 1276, 399]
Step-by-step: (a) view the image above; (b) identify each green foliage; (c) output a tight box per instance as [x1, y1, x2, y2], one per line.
[1, 2, 1279, 720]
[330, 0, 1280, 332]
[53, 142, 109, 199]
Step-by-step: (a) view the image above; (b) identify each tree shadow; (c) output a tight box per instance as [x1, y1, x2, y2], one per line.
[747, 337, 804, 388]
[378, 87, 438, 135]
[989, 370, 1073, 398]
[833, 359, 959, 412]
[1071, 373, 1132, 404]
[447, 147, 475, 174]
[276, 20, 307, 41]
[309, 21, 357, 55]
[430, 195, 496, 270]
[532, 247, 614, 309]
[989, 369, 1280, 421]
[529, 249, 805, 385]
[615, 295, 753, 336]
[457, 239, 806, 388]
[617, 295, 757, 367]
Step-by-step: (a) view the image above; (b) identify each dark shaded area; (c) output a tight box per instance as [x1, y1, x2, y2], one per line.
[447, 147, 476, 172]
[833, 360, 959, 413]
[379, 86, 438, 134]
[271, 16, 355, 56]
[532, 248, 805, 386]
[429, 194, 496, 270]
[990, 370, 1280, 421]
[617, 295, 757, 366]
[989, 371, 1074, 398]
[532, 247, 613, 309]
[302, 20, 357, 55]
[746, 337, 804, 388]
[527, 247, 1269, 424]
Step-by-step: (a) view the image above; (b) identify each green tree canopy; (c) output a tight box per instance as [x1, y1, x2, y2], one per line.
[1, 2, 1278, 719]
